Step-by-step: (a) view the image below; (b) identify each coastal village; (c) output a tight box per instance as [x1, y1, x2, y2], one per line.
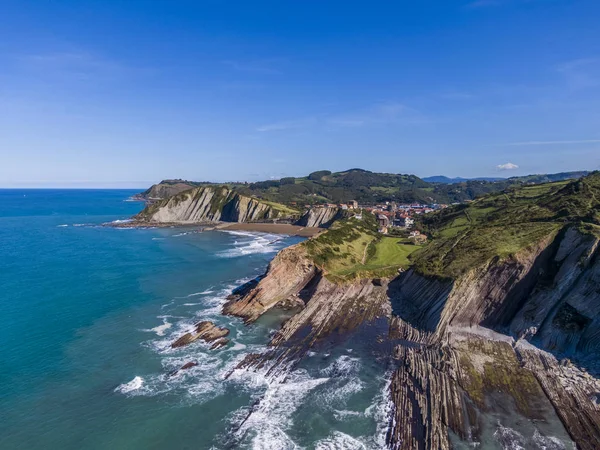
[300, 199, 449, 239]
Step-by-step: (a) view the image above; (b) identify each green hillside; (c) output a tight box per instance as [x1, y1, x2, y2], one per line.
[412, 172, 600, 278]
[139, 169, 589, 206]
[302, 211, 423, 282]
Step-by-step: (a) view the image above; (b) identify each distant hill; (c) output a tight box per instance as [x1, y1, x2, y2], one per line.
[137, 169, 590, 206]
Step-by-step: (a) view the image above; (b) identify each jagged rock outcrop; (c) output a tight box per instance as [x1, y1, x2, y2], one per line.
[295, 206, 345, 228]
[170, 321, 229, 348]
[223, 244, 317, 322]
[136, 186, 296, 224]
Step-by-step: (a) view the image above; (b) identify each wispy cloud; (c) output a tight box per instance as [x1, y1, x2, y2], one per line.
[328, 102, 428, 127]
[18, 51, 139, 82]
[440, 91, 475, 100]
[466, 0, 502, 8]
[497, 162, 519, 170]
[506, 139, 600, 146]
[256, 102, 429, 133]
[557, 58, 600, 90]
[222, 59, 282, 75]
[256, 117, 316, 132]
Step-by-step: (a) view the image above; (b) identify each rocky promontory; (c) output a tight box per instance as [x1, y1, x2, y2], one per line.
[134, 185, 300, 224]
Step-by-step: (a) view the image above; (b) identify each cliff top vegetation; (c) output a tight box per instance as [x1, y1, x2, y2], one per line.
[411, 172, 600, 278]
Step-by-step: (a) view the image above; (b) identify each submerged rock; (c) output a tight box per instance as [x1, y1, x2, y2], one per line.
[167, 361, 198, 377]
[170, 321, 230, 348]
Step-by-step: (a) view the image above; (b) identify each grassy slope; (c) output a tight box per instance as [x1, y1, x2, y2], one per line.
[411, 173, 600, 278]
[303, 211, 422, 282]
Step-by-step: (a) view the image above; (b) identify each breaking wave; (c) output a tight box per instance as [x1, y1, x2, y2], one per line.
[218, 231, 286, 258]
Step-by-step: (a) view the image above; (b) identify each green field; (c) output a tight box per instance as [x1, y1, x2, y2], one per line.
[303, 213, 423, 282]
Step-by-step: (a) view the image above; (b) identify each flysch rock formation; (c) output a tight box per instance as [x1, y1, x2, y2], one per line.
[170, 320, 230, 348]
[223, 225, 600, 449]
[136, 186, 295, 224]
[295, 206, 345, 228]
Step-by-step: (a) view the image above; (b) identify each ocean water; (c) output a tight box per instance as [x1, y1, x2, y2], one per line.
[0, 190, 576, 450]
[0, 190, 391, 450]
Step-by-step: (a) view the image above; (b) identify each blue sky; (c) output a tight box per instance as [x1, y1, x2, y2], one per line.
[1, 0, 599, 187]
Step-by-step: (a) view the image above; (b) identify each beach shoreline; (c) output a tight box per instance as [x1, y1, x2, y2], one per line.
[216, 222, 322, 237]
[107, 220, 323, 237]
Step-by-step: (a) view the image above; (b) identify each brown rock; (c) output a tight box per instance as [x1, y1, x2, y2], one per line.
[171, 321, 230, 348]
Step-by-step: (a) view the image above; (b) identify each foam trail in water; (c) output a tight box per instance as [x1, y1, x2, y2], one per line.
[147, 317, 172, 336]
[230, 367, 329, 450]
[115, 376, 145, 394]
[218, 231, 286, 258]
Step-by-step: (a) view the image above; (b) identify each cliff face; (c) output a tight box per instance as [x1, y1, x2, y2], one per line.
[295, 207, 344, 228]
[391, 226, 600, 357]
[136, 186, 294, 223]
[386, 225, 600, 449]
[223, 224, 600, 448]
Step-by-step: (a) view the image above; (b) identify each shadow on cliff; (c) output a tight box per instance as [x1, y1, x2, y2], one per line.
[386, 270, 452, 334]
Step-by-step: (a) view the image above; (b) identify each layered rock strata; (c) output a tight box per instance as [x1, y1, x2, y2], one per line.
[223, 225, 600, 448]
[136, 186, 294, 224]
[170, 321, 229, 348]
[295, 207, 345, 228]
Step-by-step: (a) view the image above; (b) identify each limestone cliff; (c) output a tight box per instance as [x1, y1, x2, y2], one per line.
[135, 186, 298, 224]
[295, 206, 345, 228]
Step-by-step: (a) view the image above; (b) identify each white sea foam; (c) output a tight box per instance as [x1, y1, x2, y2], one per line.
[494, 423, 527, 450]
[531, 430, 567, 450]
[185, 289, 214, 297]
[231, 368, 329, 449]
[116, 376, 145, 394]
[218, 232, 284, 258]
[315, 431, 368, 449]
[57, 224, 68, 227]
[148, 317, 172, 336]
[365, 375, 394, 449]
[112, 219, 134, 224]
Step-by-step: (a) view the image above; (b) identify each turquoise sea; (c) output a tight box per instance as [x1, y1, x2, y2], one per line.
[0, 190, 391, 449]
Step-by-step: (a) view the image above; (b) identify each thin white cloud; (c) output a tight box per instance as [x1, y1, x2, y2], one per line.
[557, 58, 600, 90]
[328, 102, 427, 128]
[466, 0, 502, 8]
[440, 91, 475, 100]
[256, 118, 315, 132]
[222, 59, 282, 74]
[256, 102, 427, 133]
[506, 139, 600, 146]
[18, 51, 140, 82]
[497, 162, 519, 170]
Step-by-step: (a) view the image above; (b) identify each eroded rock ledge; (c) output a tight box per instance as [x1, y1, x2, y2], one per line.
[223, 226, 600, 449]
[170, 321, 230, 349]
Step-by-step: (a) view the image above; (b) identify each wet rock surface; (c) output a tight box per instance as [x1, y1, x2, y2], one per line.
[170, 321, 230, 348]
[223, 226, 600, 449]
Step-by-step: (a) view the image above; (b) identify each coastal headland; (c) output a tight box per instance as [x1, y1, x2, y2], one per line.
[130, 170, 600, 449]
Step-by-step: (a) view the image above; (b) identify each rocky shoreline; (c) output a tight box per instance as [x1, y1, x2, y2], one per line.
[219, 228, 600, 449]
